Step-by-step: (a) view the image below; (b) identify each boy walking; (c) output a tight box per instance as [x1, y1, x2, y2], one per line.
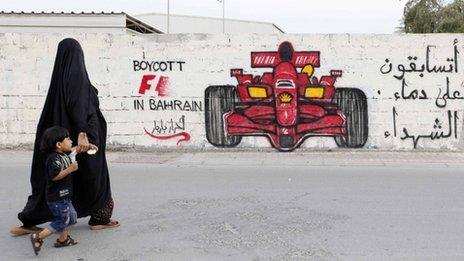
[30, 126, 79, 255]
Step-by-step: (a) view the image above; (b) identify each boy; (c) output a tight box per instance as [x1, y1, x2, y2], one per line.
[30, 126, 79, 255]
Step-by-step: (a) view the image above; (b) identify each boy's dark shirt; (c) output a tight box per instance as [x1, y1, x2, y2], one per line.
[45, 152, 73, 202]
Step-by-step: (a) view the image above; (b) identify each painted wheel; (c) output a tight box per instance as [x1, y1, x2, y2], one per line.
[205, 85, 242, 147]
[333, 88, 368, 148]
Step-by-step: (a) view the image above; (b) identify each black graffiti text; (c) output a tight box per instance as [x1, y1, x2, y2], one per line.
[380, 39, 460, 80]
[391, 108, 459, 149]
[435, 77, 464, 108]
[394, 79, 428, 101]
[133, 60, 185, 72]
[150, 99, 202, 111]
[134, 99, 145, 110]
[133, 99, 203, 111]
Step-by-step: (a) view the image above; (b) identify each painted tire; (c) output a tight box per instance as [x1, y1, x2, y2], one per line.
[205, 85, 242, 147]
[333, 88, 368, 148]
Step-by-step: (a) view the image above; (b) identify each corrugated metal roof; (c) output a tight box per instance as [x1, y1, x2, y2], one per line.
[0, 11, 124, 15]
[0, 11, 163, 33]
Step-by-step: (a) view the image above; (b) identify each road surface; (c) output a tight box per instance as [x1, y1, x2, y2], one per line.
[1, 150, 464, 260]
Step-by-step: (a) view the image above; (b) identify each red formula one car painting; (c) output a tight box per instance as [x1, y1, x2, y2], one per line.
[205, 42, 368, 151]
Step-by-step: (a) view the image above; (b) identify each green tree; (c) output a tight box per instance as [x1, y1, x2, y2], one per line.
[435, 0, 464, 32]
[402, 0, 464, 33]
[402, 0, 443, 33]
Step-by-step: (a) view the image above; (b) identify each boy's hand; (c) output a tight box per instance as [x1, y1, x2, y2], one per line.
[69, 150, 77, 163]
[68, 162, 79, 173]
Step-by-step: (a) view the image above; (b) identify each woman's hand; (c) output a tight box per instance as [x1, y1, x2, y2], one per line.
[76, 132, 99, 154]
[76, 132, 90, 153]
[87, 143, 99, 154]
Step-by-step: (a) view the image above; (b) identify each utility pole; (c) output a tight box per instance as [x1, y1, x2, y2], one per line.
[167, 0, 170, 33]
[222, 0, 225, 33]
[217, 0, 225, 33]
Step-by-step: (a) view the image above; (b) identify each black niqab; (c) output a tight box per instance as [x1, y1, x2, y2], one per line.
[18, 38, 111, 226]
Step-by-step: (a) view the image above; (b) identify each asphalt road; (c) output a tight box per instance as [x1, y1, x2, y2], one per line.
[2, 150, 464, 260]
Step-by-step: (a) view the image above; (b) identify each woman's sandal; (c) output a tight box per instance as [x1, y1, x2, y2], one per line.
[90, 220, 120, 230]
[10, 226, 42, 236]
[54, 235, 78, 248]
[30, 232, 43, 255]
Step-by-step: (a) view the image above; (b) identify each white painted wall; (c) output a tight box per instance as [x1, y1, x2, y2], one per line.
[1, 33, 463, 151]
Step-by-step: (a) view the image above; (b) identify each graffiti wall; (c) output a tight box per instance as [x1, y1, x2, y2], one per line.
[0, 33, 463, 151]
[205, 41, 368, 151]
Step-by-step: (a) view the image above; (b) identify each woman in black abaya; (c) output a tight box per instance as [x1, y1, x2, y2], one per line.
[10, 38, 119, 235]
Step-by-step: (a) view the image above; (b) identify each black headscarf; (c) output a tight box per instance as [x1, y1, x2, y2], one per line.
[18, 38, 111, 226]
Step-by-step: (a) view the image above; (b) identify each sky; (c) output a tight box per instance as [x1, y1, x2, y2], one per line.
[2, 0, 409, 33]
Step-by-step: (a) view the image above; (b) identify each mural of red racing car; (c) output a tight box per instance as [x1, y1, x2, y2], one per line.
[205, 41, 368, 151]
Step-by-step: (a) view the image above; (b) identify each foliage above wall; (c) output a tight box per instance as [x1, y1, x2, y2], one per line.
[402, 0, 464, 33]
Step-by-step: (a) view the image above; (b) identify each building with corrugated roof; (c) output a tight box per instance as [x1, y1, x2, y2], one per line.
[0, 11, 162, 34]
[0, 11, 284, 34]
[135, 13, 285, 34]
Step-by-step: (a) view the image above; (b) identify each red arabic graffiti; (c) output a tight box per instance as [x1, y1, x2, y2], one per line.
[143, 128, 191, 145]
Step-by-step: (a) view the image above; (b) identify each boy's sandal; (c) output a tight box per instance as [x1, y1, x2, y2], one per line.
[10, 226, 42, 236]
[90, 220, 120, 230]
[54, 235, 78, 248]
[30, 232, 43, 255]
